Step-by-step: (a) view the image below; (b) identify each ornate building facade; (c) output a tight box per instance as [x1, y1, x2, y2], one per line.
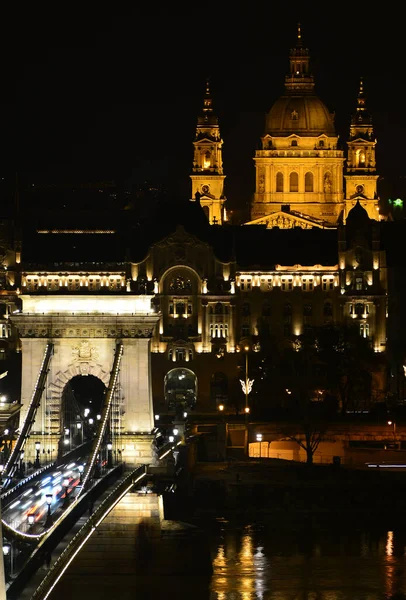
[0, 28, 403, 432]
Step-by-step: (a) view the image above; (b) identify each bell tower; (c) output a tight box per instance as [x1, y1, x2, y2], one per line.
[345, 78, 380, 221]
[190, 80, 226, 225]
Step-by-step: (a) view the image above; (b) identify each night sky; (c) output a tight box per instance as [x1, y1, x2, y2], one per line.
[1, 6, 403, 212]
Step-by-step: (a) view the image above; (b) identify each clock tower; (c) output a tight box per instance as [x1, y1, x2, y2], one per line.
[344, 78, 380, 221]
[190, 80, 226, 225]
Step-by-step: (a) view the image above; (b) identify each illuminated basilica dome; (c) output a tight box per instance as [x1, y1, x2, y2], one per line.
[265, 94, 336, 136]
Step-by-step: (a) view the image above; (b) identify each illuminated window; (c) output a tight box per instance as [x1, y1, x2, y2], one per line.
[291, 139, 298, 147]
[175, 348, 186, 361]
[319, 140, 325, 148]
[360, 323, 370, 338]
[276, 172, 284, 192]
[355, 303, 363, 316]
[305, 172, 314, 192]
[203, 151, 211, 169]
[169, 276, 192, 292]
[355, 277, 363, 291]
[289, 172, 299, 192]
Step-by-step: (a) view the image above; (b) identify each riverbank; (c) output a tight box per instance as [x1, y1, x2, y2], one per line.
[166, 458, 406, 525]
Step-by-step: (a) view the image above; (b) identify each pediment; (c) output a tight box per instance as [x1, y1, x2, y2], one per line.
[244, 211, 327, 230]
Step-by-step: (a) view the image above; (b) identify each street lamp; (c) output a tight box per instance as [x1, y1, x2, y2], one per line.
[19, 451, 25, 477]
[107, 442, 113, 468]
[256, 433, 263, 442]
[45, 494, 53, 528]
[78, 464, 84, 484]
[388, 420, 397, 441]
[35, 442, 40, 468]
[238, 344, 259, 414]
[2, 543, 11, 581]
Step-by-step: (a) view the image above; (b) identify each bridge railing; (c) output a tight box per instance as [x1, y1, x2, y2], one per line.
[27, 464, 147, 600]
[5, 462, 130, 599]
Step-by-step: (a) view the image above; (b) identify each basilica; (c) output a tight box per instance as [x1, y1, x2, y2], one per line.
[0, 28, 404, 425]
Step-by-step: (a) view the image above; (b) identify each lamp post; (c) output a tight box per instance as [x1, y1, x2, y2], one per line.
[78, 464, 84, 484]
[19, 451, 25, 477]
[27, 514, 35, 533]
[45, 494, 53, 528]
[34, 442, 40, 468]
[2, 543, 11, 582]
[238, 344, 258, 414]
[388, 420, 397, 441]
[107, 442, 113, 468]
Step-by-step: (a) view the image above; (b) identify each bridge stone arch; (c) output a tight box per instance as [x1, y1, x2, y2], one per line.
[11, 294, 160, 466]
[49, 360, 111, 431]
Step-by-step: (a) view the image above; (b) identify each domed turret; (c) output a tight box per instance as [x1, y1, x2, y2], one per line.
[346, 199, 369, 226]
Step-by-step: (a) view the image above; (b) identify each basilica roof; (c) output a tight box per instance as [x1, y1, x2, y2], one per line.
[265, 95, 336, 137]
[265, 26, 336, 137]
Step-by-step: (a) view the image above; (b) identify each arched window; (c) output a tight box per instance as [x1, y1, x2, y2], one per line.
[305, 172, 314, 192]
[291, 139, 298, 147]
[276, 172, 284, 192]
[215, 302, 223, 314]
[355, 303, 364, 316]
[289, 172, 299, 192]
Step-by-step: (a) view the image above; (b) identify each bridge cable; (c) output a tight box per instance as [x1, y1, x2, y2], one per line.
[78, 342, 123, 494]
[3, 342, 54, 480]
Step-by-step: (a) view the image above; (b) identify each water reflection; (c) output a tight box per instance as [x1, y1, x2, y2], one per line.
[209, 520, 406, 600]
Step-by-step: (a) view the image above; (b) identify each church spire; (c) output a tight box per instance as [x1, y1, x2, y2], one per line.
[190, 80, 226, 225]
[345, 78, 379, 221]
[285, 23, 315, 94]
[351, 77, 373, 130]
[197, 77, 218, 129]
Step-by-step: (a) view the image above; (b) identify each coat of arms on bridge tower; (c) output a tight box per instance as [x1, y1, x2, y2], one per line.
[72, 340, 99, 363]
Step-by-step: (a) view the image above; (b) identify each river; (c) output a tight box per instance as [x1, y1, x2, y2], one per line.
[203, 517, 406, 600]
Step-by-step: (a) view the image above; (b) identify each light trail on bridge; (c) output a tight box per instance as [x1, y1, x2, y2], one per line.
[1, 459, 86, 535]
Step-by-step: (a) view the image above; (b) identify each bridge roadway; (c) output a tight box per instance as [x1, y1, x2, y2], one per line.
[2, 440, 176, 599]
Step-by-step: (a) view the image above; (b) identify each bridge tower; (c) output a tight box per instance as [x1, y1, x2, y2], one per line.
[10, 294, 160, 468]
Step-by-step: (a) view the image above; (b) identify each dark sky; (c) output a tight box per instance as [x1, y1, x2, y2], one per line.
[1, 5, 403, 211]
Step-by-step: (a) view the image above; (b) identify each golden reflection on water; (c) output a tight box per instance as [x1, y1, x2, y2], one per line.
[210, 523, 406, 600]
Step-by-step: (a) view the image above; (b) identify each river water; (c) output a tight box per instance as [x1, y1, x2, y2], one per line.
[199, 517, 406, 600]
